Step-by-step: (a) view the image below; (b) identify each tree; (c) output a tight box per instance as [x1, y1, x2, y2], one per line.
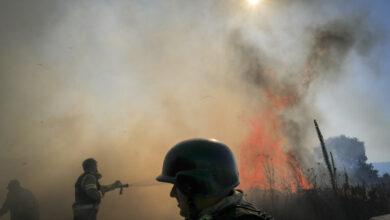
[314, 135, 380, 185]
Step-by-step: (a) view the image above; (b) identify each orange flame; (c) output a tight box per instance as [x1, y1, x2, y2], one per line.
[239, 93, 312, 192]
[238, 30, 342, 192]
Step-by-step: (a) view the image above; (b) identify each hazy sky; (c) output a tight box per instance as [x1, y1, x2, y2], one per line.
[314, 0, 390, 162]
[0, 0, 389, 219]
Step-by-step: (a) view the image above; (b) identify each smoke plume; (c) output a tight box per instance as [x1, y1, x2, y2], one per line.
[0, 0, 385, 219]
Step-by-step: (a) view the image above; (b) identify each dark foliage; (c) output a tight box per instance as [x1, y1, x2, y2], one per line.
[246, 172, 390, 220]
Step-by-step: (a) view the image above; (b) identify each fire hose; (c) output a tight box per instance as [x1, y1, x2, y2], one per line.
[118, 180, 164, 195]
[119, 184, 129, 195]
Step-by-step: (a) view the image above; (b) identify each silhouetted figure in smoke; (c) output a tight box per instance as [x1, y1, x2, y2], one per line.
[72, 158, 122, 220]
[0, 180, 40, 220]
[156, 138, 273, 220]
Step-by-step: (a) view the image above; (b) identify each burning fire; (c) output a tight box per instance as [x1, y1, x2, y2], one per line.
[237, 28, 352, 192]
[237, 67, 312, 192]
[239, 99, 312, 192]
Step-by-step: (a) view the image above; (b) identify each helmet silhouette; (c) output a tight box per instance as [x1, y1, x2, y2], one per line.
[157, 138, 239, 198]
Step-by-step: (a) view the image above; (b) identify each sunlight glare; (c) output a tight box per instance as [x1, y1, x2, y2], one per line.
[248, 0, 260, 5]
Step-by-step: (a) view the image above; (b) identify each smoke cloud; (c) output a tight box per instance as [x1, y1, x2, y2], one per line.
[0, 0, 385, 219]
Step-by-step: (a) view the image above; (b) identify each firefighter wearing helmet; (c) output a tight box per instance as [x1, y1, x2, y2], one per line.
[156, 138, 273, 220]
[72, 158, 123, 220]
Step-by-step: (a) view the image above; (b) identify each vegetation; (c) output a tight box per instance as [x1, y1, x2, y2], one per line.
[246, 123, 390, 220]
[247, 173, 390, 220]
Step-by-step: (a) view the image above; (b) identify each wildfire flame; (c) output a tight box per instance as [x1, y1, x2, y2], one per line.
[238, 28, 354, 192]
[239, 97, 312, 192]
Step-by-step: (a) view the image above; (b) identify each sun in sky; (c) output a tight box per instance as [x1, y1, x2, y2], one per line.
[248, 0, 260, 5]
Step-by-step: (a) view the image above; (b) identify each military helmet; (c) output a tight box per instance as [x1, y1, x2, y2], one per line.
[82, 158, 97, 171]
[156, 138, 239, 198]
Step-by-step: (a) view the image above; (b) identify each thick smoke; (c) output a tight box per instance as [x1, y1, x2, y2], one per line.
[227, 0, 383, 174]
[0, 0, 385, 219]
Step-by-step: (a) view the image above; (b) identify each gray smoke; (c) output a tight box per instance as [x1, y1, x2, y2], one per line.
[225, 0, 383, 167]
[0, 0, 386, 219]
